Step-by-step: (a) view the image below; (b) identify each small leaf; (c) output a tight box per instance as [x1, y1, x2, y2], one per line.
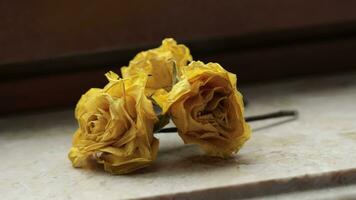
[171, 60, 179, 86]
[148, 96, 171, 132]
[153, 114, 170, 132]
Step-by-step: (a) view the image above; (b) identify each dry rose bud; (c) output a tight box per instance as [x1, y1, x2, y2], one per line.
[68, 72, 159, 174]
[121, 38, 192, 96]
[153, 61, 251, 157]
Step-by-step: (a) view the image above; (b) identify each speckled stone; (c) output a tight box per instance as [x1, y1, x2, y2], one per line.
[1, 73, 356, 200]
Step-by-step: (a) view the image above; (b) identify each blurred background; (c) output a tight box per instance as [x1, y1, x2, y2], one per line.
[2, 0, 356, 114]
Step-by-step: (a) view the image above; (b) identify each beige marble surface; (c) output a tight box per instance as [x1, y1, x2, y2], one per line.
[1, 73, 356, 200]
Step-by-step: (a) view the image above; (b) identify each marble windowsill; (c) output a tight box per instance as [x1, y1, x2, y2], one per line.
[1, 72, 356, 200]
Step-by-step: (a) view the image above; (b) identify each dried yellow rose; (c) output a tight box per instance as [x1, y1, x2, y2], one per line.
[121, 38, 192, 96]
[153, 61, 251, 157]
[68, 72, 159, 174]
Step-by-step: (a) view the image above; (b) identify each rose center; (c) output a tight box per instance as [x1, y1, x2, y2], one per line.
[191, 87, 231, 131]
[87, 108, 109, 135]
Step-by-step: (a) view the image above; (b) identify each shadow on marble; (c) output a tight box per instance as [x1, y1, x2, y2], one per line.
[64, 141, 253, 177]
[128, 144, 256, 178]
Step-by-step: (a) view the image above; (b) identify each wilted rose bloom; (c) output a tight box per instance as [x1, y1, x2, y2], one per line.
[121, 38, 192, 96]
[154, 61, 251, 157]
[68, 72, 159, 174]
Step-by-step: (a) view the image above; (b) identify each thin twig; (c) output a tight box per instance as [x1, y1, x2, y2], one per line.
[245, 110, 298, 122]
[157, 110, 298, 133]
[158, 127, 178, 133]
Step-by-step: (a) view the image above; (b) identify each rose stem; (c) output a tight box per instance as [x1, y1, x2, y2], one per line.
[244, 110, 298, 122]
[157, 110, 298, 133]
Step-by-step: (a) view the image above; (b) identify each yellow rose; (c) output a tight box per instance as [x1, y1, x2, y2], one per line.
[153, 61, 251, 157]
[121, 38, 192, 96]
[68, 72, 159, 174]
